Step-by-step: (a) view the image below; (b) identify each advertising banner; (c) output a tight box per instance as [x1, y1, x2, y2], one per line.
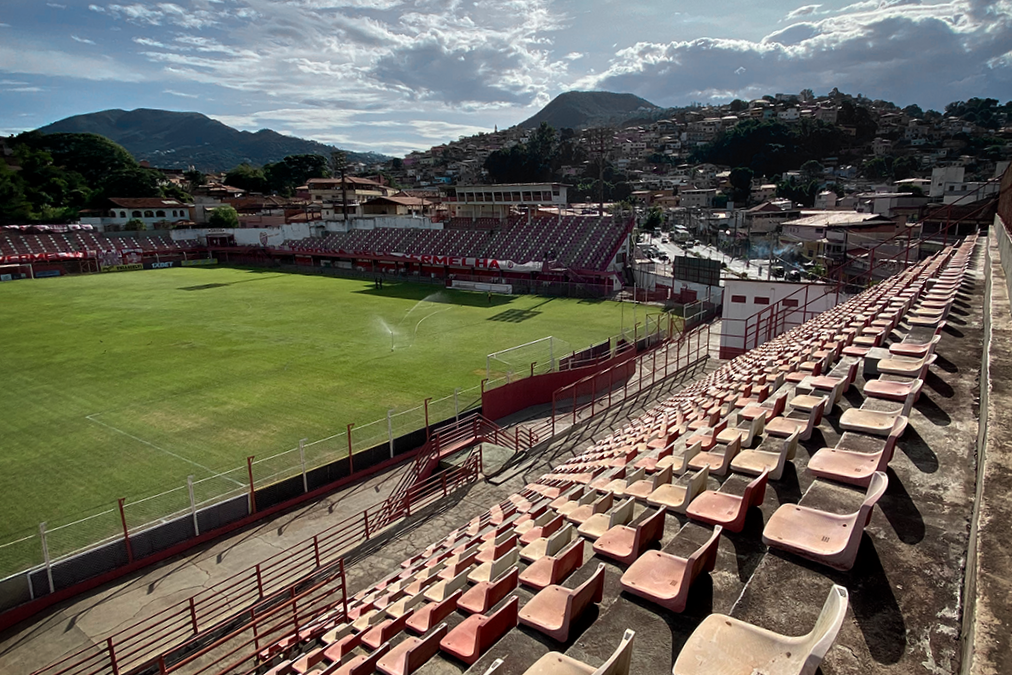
[101, 263, 144, 273]
[180, 258, 218, 267]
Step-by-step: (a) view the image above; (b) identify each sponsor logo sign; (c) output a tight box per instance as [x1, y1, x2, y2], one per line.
[101, 263, 144, 273]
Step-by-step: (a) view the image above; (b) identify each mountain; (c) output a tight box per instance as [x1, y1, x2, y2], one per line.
[35, 109, 388, 172]
[518, 91, 660, 130]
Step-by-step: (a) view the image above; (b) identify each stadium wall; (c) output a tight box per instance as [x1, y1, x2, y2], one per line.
[0, 411, 474, 627]
[482, 345, 639, 420]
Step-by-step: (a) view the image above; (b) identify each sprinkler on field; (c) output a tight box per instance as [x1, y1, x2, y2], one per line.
[389, 326, 395, 352]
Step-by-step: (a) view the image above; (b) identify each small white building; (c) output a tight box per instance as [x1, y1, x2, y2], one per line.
[81, 198, 194, 231]
[719, 279, 846, 358]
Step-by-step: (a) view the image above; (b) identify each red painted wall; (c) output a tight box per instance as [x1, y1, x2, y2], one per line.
[482, 346, 640, 420]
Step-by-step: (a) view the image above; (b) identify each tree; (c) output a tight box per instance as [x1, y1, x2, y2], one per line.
[208, 205, 239, 229]
[123, 218, 146, 231]
[728, 166, 754, 203]
[264, 154, 328, 195]
[800, 160, 824, 181]
[729, 99, 748, 112]
[799, 88, 814, 102]
[225, 164, 269, 193]
[641, 206, 663, 231]
[95, 167, 163, 201]
[184, 169, 206, 192]
[902, 104, 924, 118]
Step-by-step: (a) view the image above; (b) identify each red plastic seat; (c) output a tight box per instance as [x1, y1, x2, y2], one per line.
[519, 537, 585, 590]
[376, 624, 446, 675]
[592, 507, 666, 565]
[685, 470, 768, 533]
[324, 642, 390, 675]
[619, 526, 721, 612]
[519, 563, 605, 641]
[440, 596, 519, 665]
[405, 590, 461, 634]
[458, 566, 519, 614]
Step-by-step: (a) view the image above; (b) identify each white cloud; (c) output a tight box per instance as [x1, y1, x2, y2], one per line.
[3, 87, 44, 92]
[785, 4, 823, 21]
[72, 35, 97, 45]
[0, 23, 10, 28]
[90, 2, 220, 29]
[47, 3, 68, 8]
[0, 43, 144, 82]
[583, 0, 1012, 109]
[163, 89, 198, 97]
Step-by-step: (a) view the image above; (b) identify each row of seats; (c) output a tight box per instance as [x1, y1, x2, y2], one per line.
[282, 216, 630, 272]
[0, 233, 200, 262]
[250, 236, 975, 675]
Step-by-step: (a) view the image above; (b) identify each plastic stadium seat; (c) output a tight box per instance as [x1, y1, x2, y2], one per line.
[619, 526, 721, 612]
[647, 467, 709, 514]
[520, 513, 564, 545]
[469, 547, 520, 584]
[729, 429, 799, 481]
[376, 623, 446, 675]
[440, 596, 519, 665]
[592, 507, 665, 565]
[623, 464, 673, 500]
[326, 641, 390, 675]
[578, 497, 635, 539]
[838, 409, 902, 437]
[425, 568, 469, 602]
[521, 628, 634, 675]
[687, 434, 741, 477]
[763, 471, 888, 571]
[362, 610, 412, 649]
[808, 418, 907, 487]
[519, 537, 585, 590]
[406, 590, 460, 635]
[459, 566, 519, 614]
[521, 523, 576, 563]
[685, 470, 768, 533]
[672, 585, 848, 675]
[519, 563, 605, 642]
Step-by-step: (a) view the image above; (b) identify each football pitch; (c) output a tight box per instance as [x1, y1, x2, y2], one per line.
[0, 266, 636, 570]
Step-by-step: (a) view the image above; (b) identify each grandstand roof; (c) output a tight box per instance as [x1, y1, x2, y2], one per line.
[784, 211, 895, 228]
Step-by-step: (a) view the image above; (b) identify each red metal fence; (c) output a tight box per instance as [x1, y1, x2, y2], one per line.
[32, 455, 482, 675]
[527, 323, 712, 440]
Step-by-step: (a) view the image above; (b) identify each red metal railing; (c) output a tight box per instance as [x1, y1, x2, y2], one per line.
[32, 457, 482, 675]
[526, 323, 711, 440]
[386, 413, 515, 509]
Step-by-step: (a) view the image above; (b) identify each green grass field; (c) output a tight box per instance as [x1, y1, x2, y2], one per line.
[0, 267, 634, 571]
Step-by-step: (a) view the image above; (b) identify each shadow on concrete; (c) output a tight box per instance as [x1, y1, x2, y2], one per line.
[933, 354, 960, 374]
[769, 464, 803, 505]
[724, 509, 767, 583]
[768, 535, 907, 664]
[878, 469, 926, 545]
[925, 371, 955, 398]
[897, 426, 939, 474]
[914, 394, 952, 426]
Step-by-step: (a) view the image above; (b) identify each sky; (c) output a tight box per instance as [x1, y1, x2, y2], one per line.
[0, 0, 1009, 157]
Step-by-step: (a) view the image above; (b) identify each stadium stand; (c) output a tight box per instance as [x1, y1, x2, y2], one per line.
[0, 231, 200, 263]
[281, 215, 631, 273]
[19, 234, 987, 675]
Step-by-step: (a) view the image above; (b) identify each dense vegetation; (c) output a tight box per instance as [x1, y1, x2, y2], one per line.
[0, 132, 189, 224]
[691, 118, 849, 177]
[483, 123, 633, 203]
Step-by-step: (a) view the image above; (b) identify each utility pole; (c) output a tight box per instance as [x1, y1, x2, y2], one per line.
[330, 151, 348, 220]
[587, 127, 612, 216]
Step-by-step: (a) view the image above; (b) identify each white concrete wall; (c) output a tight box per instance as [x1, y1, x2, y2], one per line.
[322, 216, 443, 232]
[170, 224, 313, 246]
[720, 279, 846, 356]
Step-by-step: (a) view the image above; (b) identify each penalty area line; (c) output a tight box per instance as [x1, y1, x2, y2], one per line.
[85, 413, 244, 487]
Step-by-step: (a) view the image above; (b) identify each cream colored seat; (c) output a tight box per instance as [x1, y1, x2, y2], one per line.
[672, 585, 849, 675]
[523, 628, 634, 675]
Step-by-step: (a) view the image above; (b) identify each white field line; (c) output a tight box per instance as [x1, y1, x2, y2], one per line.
[85, 413, 244, 487]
